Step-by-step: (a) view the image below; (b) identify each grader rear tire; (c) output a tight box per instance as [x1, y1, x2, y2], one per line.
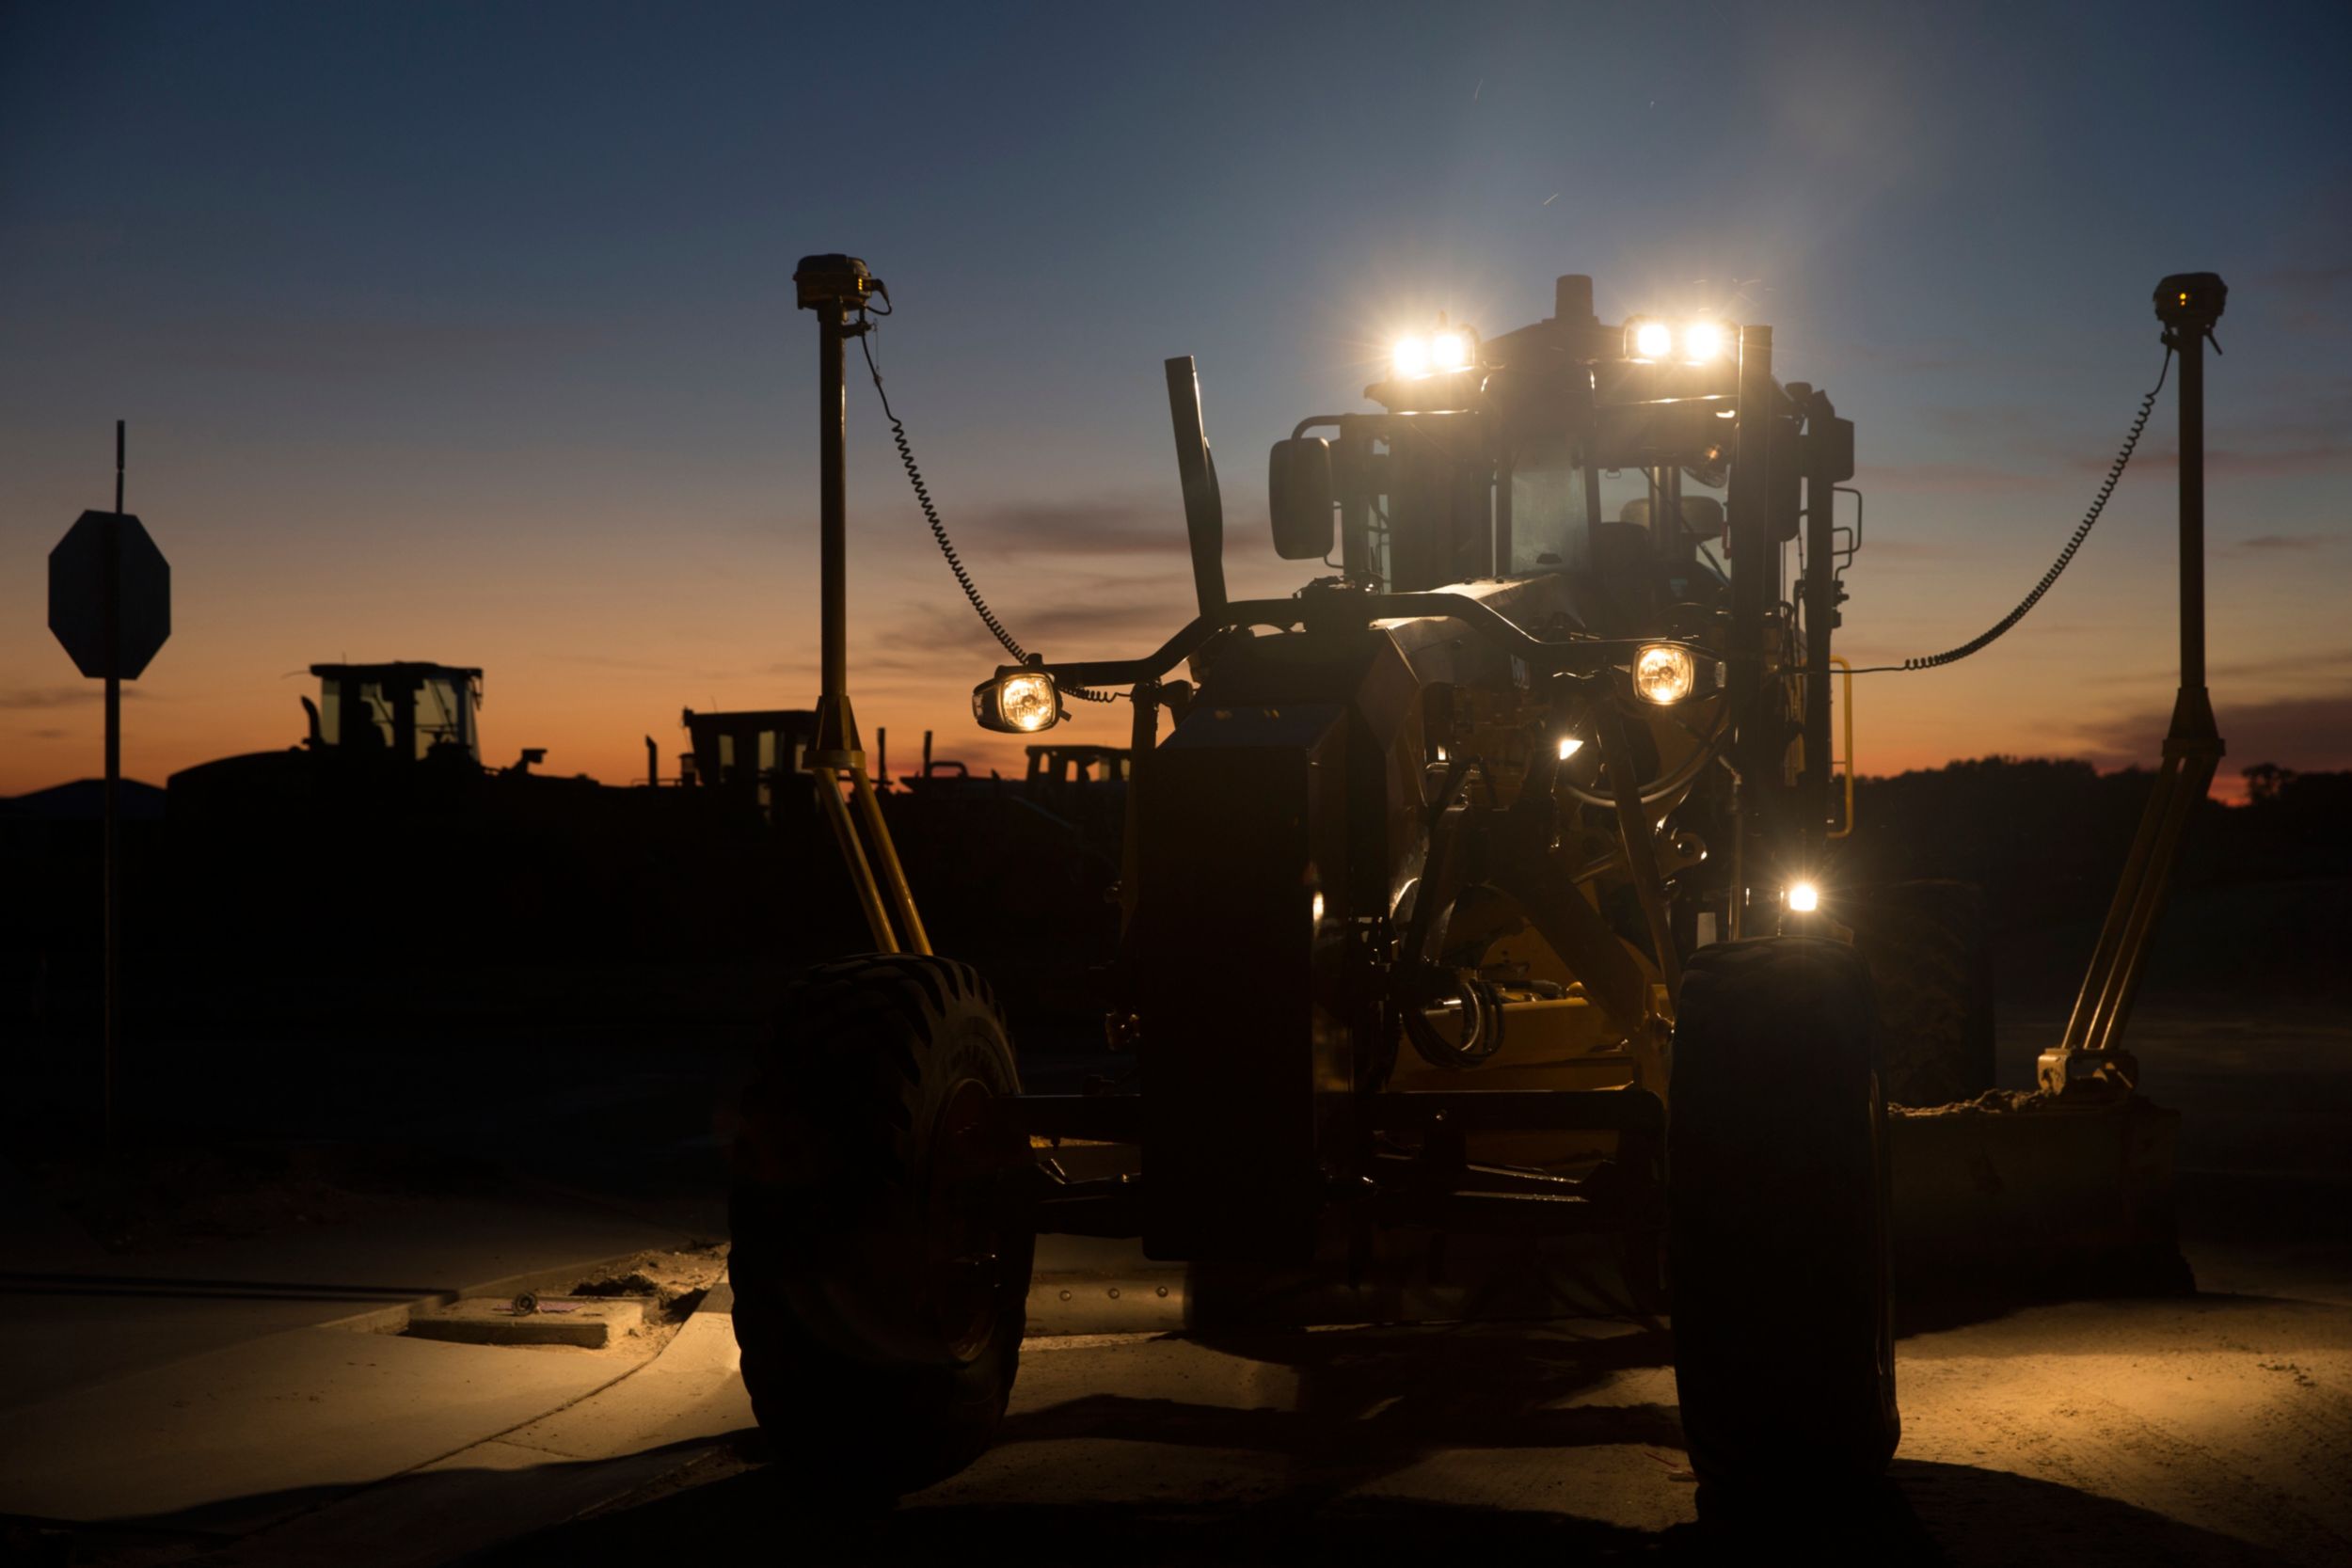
[1669, 937, 1898, 1496]
[727, 955, 1033, 1498]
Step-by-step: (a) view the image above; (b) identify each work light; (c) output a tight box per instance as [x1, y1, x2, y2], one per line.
[1681, 320, 1726, 362]
[973, 667, 1061, 733]
[1392, 329, 1476, 380]
[1632, 643, 1695, 705]
[1628, 319, 1674, 360]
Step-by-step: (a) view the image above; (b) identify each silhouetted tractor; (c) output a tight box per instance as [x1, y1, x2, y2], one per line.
[165, 661, 780, 981]
[729, 261, 1994, 1501]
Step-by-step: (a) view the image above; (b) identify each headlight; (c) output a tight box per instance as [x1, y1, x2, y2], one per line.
[1632, 643, 1695, 705]
[1431, 330, 1470, 371]
[1628, 319, 1673, 360]
[1788, 881, 1820, 913]
[1680, 320, 1726, 362]
[973, 668, 1061, 733]
[1391, 336, 1430, 378]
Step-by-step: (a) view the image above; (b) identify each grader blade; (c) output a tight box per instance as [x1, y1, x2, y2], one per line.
[1887, 1094, 2187, 1302]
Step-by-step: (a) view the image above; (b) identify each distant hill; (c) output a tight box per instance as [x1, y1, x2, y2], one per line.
[0, 779, 167, 821]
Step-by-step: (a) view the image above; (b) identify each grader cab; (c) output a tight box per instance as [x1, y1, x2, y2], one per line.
[729, 259, 2214, 1503]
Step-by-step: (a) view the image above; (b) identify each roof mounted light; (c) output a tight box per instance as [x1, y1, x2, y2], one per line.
[1625, 315, 1735, 365]
[1680, 320, 1727, 362]
[1627, 318, 1674, 360]
[1391, 324, 1479, 381]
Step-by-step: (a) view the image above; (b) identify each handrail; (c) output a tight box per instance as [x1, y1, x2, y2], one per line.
[1025, 589, 1715, 691]
[1826, 655, 1856, 841]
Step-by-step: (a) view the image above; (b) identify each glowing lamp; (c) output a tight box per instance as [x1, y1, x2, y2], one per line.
[973, 667, 1061, 733]
[1632, 643, 1696, 705]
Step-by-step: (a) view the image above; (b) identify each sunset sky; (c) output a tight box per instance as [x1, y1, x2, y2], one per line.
[5, 2, 2346, 800]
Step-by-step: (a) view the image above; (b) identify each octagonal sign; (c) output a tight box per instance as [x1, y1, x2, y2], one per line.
[49, 510, 171, 680]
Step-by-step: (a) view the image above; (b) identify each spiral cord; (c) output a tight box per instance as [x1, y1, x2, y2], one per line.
[858, 327, 1115, 703]
[1853, 349, 2172, 673]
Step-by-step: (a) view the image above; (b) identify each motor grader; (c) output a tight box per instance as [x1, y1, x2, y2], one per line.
[730, 259, 2218, 1501]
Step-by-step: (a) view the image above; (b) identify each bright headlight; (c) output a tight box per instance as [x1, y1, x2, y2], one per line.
[1391, 336, 1430, 378]
[1431, 330, 1470, 371]
[1632, 643, 1695, 705]
[1681, 320, 1726, 362]
[1000, 673, 1057, 732]
[974, 667, 1061, 733]
[1629, 319, 1673, 359]
[1788, 881, 1820, 913]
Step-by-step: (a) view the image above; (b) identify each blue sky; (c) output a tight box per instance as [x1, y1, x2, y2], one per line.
[4, 0, 2347, 791]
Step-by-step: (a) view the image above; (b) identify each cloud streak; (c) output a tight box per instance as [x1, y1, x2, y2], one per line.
[961, 497, 1196, 558]
[0, 687, 144, 710]
[2075, 688, 2352, 774]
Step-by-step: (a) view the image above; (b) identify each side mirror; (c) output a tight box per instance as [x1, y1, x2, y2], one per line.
[1813, 416, 1855, 484]
[1267, 437, 1336, 562]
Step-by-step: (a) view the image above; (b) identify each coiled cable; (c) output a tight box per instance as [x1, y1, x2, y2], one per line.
[858, 326, 1115, 703]
[1851, 348, 2171, 673]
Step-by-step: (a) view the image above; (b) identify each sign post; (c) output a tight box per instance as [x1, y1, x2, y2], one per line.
[47, 422, 171, 1147]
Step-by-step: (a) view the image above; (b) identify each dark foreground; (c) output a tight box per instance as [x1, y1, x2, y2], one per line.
[467, 995, 2352, 1568]
[5, 984, 2346, 1567]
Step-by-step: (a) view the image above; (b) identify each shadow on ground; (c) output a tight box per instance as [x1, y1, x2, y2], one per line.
[453, 1314, 2292, 1567]
[460, 1454, 2282, 1567]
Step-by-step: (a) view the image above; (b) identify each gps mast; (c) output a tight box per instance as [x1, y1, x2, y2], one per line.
[793, 254, 929, 955]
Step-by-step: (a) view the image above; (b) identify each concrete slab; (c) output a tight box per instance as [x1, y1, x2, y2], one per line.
[403, 1295, 648, 1349]
[0, 1194, 688, 1410]
[206, 1282, 753, 1567]
[0, 1322, 646, 1530]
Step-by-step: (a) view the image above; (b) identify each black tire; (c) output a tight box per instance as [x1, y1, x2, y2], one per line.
[1669, 937, 1898, 1495]
[1849, 879, 1996, 1107]
[727, 954, 1034, 1498]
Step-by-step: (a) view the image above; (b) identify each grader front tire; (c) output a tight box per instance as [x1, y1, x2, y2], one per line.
[1668, 937, 1899, 1496]
[727, 955, 1033, 1498]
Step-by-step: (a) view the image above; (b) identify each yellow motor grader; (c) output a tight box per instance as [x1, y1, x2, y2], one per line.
[728, 258, 2222, 1501]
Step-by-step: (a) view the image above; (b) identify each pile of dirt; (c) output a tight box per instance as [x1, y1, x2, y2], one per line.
[572, 1246, 728, 1323]
[1889, 1088, 2044, 1118]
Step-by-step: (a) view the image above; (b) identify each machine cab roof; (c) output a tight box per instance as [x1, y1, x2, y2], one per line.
[309, 661, 483, 764]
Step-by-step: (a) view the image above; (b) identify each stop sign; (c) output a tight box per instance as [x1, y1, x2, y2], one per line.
[49, 511, 171, 680]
